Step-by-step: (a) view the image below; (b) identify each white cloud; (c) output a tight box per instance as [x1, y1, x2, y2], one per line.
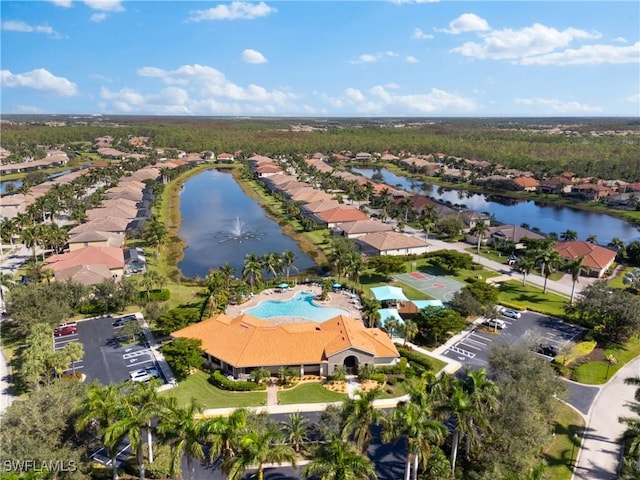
[626, 93, 640, 103]
[515, 97, 602, 113]
[412, 28, 433, 40]
[1, 68, 78, 96]
[241, 49, 268, 64]
[452, 23, 603, 61]
[188, 2, 276, 22]
[406, 56, 419, 63]
[90, 13, 108, 22]
[326, 85, 476, 114]
[441, 13, 490, 34]
[613, 36, 627, 43]
[520, 41, 640, 65]
[48, 0, 72, 7]
[350, 51, 399, 64]
[82, 0, 124, 12]
[2, 20, 59, 36]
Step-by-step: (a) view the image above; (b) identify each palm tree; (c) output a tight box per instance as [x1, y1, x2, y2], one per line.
[204, 408, 248, 468]
[20, 225, 39, 262]
[220, 263, 236, 290]
[382, 387, 447, 480]
[158, 398, 207, 480]
[340, 388, 383, 453]
[360, 298, 381, 328]
[261, 252, 283, 280]
[565, 255, 586, 305]
[345, 251, 364, 288]
[560, 230, 578, 241]
[201, 270, 226, 319]
[402, 319, 418, 346]
[471, 220, 490, 254]
[242, 253, 263, 293]
[586, 234, 598, 244]
[282, 250, 298, 280]
[625, 376, 640, 402]
[223, 425, 297, 480]
[106, 382, 163, 480]
[420, 217, 434, 244]
[143, 217, 167, 259]
[608, 237, 626, 252]
[461, 369, 497, 457]
[76, 384, 124, 480]
[536, 248, 563, 294]
[517, 255, 536, 287]
[280, 412, 309, 454]
[302, 439, 377, 480]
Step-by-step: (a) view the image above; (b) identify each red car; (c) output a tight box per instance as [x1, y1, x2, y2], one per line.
[54, 325, 77, 337]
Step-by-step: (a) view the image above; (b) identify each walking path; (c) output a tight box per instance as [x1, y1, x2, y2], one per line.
[0, 341, 13, 416]
[266, 379, 278, 406]
[573, 356, 640, 480]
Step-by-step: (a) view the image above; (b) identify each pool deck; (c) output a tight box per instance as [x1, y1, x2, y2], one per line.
[225, 284, 363, 324]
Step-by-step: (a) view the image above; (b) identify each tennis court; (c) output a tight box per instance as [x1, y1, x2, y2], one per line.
[394, 270, 465, 302]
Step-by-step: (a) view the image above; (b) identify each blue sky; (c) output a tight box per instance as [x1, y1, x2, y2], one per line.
[1, 1, 639, 116]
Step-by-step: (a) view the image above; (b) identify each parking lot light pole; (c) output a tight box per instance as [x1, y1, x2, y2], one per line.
[571, 432, 578, 469]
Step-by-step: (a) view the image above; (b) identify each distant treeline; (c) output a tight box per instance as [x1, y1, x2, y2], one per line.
[2, 117, 639, 181]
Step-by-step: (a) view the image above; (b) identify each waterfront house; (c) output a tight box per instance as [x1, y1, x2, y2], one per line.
[553, 241, 617, 278]
[356, 231, 429, 256]
[332, 219, 394, 239]
[313, 207, 369, 228]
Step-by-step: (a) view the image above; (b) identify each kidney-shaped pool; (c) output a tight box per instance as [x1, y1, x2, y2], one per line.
[245, 291, 349, 322]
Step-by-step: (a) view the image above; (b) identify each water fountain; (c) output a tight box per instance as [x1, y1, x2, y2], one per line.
[215, 216, 265, 243]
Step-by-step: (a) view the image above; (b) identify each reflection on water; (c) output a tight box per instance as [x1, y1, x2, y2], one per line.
[178, 169, 315, 278]
[352, 167, 640, 244]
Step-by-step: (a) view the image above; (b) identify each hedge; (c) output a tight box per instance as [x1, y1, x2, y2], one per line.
[137, 288, 171, 303]
[209, 370, 265, 391]
[397, 346, 436, 372]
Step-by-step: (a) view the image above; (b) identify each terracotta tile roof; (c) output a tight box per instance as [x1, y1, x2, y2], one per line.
[68, 216, 130, 234]
[541, 176, 572, 186]
[87, 205, 138, 221]
[302, 200, 343, 213]
[256, 165, 283, 174]
[293, 190, 334, 203]
[68, 231, 125, 247]
[553, 241, 617, 270]
[357, 231, 427, 251]
[488, 224, 544, 243]
[45, 246, 124, 272]
[54, 264, 113, 285]
[513, 176, 540, 188]
[336, 220, 394, 235]
[315, 207, 369, 224]
[171, 314, 398, 368]
[105, 190, 143, 202]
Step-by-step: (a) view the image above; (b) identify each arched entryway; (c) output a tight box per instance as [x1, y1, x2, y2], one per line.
[344, 355, 359, 375]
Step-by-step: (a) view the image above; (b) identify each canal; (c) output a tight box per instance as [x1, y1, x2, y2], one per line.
[353, 167, 640, 245]
[177, 169, 315, 279]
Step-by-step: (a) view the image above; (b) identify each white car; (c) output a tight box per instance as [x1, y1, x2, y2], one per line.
[129, 367, 160, 382]
[484, 318, 507, 330]
[501, 309, 522, 319]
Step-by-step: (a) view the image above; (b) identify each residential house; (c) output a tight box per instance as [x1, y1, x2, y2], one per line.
[356, 231, 429, 256]
[570, 183, 612, 201]
[468, 224, 544, 250]
[458, 210, 490, 231]
[513, 176, 540, 192]
[68, 216, 131, 236]
[216, 152, 235, 163]
[539, 176, 573, 194]
[172, 313, 399, 378]
[332, 219, 394, 239]
[313, 207, 369, 228]
[255, 164, 283, 177]
[68, 231, 125, 251]
[355, 152, 372, 162]
[45, 246, 125, 283]
[124, 248, 147, 274]
[301, 200, 343, 215]
[553, 241, 617, 278]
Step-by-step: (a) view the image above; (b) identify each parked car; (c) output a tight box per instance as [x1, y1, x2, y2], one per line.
[484, 318, 506, 330]
[501, 308, 522, 319]
[537, 344, 558, 358]
[129, 367, 159, 382]
[113, 315, 138, 327]
[54, 325, 78, 337]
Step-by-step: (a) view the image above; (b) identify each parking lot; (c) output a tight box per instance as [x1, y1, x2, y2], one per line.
[53, 314, 165, 385]
[442, 309, 586, 370]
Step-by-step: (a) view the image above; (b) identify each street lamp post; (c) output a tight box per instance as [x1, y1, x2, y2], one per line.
[571, 432, 578, 469]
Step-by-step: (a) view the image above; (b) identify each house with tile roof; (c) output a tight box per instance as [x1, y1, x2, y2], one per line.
[512, 176, 540, 192]
[290, 189, 333, 203]
[570, 183, 612, 201]
[553, 241, 617, 278]
[356, 231, 429, 256]
[302, 200, 343, 214]
[539, 176, 573, 194]
[68, 231, 125, 251]
[332, 219, 394, 239]
[216, 152, 235, 163]
[45, 246, 125, 283]
[171, 313, 399, 378]
[313, 207, 369, 228]
[485, 224, 545, 248]
[68, 216, 131, 235]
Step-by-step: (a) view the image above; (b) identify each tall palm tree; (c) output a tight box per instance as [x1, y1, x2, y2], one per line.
[345, 251, 364, 288]
[560, 230, 578, 241]
[242, 253, 263, 293]
[158, 398, 207, 480]
[223, 425, 296, 480]
[536, 248, 563, 294]
[360, 298, 381, 328]
[204, 408, 248, 468]
[382, 388, 447, 480]
[586, 234, 598, 244]
[282, 250, 298, 280]
[106, 382, 163, 480]
[402, 319, 418, 346]
[220, 263, 236, 290]
[420, 217, 434, 244]
[143, 217, 167, 259]
[471, 220, 490, 254]
[76, 384, 124, 480]
[201, 271, 226, 319]
[261, 252, 283, 280]
[280, 412, 309, 454]
[302, 439, 377, 480]
[565, 255, 586, 305]
[461, 369, 497, 457]
[517, 255, 536, 287]
[608, 237, 626, 252]
[20, 225, 39, 262]
[340, 388, 383, 453]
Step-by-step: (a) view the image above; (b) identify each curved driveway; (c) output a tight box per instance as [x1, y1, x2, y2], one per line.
[573, 356, 640, 480]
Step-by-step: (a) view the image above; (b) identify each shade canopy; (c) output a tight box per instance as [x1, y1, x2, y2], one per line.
[332, 282, 342, 288]
[278, 283, 289, 289]
[377, 308, 404, 328]
[411, 300, 444, 310]
[370, 285, 409, 302]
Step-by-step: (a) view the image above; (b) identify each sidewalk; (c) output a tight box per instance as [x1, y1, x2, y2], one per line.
[138, 315, 177, 391]
[573, 355, 640, 480]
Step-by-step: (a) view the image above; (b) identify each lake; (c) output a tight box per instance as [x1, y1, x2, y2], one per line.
[178, 169, 315, 279]
[353, 167, 640, 245]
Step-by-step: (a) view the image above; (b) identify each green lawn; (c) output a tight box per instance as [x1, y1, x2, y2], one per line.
[160, 371, 267, 409]
[571, 336, 640, 385]
[497, 281, 569, 317]
[607, 265, 633, 290]
[544, 401, 586, 480]
[360, 272, 434, 300]
[278, 382, 347, 404]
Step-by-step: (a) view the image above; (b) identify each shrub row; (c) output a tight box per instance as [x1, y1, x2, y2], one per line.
[208, 370, 265, 391]
[397, 346, 435, 372]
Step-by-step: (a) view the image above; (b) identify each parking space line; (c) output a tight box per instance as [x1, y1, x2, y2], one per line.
[127, 359, 155, 368]
[467, 333, 492, 345]
[447, 345, 476, 359]
[122, 349, 151, 359]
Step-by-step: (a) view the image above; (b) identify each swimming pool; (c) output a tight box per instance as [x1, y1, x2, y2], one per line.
[245, 292, 349, 322]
